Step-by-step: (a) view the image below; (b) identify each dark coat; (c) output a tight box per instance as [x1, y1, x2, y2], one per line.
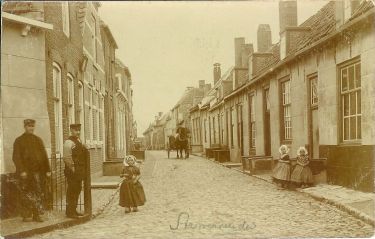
[12, 133, 50, 175]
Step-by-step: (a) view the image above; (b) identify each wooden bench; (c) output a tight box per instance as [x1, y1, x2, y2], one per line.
[213, 149, 230, 163]
[241, 155, 274, 175]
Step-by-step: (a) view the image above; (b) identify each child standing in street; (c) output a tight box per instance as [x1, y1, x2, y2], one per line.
[119, 155, 146, 213]
[290, 146, 314, 188]
[272, 145, 291, 189]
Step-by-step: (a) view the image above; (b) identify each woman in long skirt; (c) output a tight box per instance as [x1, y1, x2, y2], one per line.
[119, 155, 146, 213]
[272, 145, 291, 189]
[290, 146, 314, 188]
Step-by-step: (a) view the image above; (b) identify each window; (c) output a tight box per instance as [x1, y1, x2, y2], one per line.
[310, 76, 318, 106]
[221, 114, 224, 144]
[77, 82, 84, 140]
[230, 107, 234, 147]
[91, 15, 97, 62]
[249, 94, 256, 148]
[99, 96, 104, 142]
[341, 61, 361, 141]
[67, 74, 75, 126]
[62, 2, 70, 37]
[204, 119, 207, 143]
[92, 91, 98, 142]
[237, 104, 243, 150]
[53, 63, 63, 156]
[265, 89, 270, 111]
[212, 116, 216, 144]
[281, 80, 292, 140]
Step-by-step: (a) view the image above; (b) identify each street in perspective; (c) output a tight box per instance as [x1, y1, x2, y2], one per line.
[1, 1, 374, 239]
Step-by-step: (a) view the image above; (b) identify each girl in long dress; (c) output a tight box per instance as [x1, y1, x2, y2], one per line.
[119, 155, 146, 213]
[290, 147, 314, 188]
[272, 145, 291, 189]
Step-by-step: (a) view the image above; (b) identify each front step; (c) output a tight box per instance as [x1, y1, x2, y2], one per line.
[221, 162, 242, 169]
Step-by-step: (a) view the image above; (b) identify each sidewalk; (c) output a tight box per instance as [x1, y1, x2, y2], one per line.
[205, 154, 374, 226]
[1, 174, 122, 239]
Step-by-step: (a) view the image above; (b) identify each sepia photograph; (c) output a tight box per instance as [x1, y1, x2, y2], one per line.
[0, 0, 374, 238]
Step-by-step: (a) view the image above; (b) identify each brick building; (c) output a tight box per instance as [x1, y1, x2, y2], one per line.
[43, 3, 86, 187]
[101, 20, 118, 160]
[77, 2, 106, 174]
[114, 58, 133, 157]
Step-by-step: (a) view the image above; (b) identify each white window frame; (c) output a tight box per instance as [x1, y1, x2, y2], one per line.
[91, 14, 97, 63]
[281, 80, 292, 140]
[62, 2, 70, 37]
[310, 76, 318, 106]
[78, 81, 85, 141]
[341, 61, 361, 142]
[67, 73, 75, 126]
[99, 96, 104, 143]
[53, 63, 63, 157]
[249, 94, 256, 148]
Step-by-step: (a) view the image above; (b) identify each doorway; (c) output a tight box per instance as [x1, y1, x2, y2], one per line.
[309, 75, 319, 158]
[263, 88, 271, 156]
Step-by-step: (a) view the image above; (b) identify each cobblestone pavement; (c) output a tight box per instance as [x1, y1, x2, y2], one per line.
[31, 151, 374, 239]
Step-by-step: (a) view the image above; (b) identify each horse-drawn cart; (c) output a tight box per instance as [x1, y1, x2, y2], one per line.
[166, 135, 177, 159]
[166, 126, 190, 159]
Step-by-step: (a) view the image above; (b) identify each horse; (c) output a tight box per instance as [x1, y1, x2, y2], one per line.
[175, 127, 189, 159]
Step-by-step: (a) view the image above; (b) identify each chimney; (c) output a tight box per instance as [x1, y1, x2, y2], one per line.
[249, 52, 274, 78]
[279, 1, 297, 35]
[335, 0, 361, 30]
[241, 44, 254, 68]
[257, 24, 272, 52]
[199, 80, 205, 89]
[280, 26, 311, 60]
[234, 37, 245, 67]
[213, 63, 221, 85]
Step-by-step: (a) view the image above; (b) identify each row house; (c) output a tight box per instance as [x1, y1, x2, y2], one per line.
[1, 2, 54, 218]
[78, 2, 106, 174]
[112, 59, 132, 158]
[1, 3, 53, 176]
[143, 82, 209, 150]
[1, 2, 136, 218]
[101, 20, 118, 160]
[190, 0, 375, 192]
[44, 2, 86, 187]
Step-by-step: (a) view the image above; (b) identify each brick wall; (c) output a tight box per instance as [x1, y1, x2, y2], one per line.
[44, 2, 84, 156]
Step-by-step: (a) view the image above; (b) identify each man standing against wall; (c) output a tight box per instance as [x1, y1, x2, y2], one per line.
[12, 119, 51, 222]
[63, 124, 89, 218]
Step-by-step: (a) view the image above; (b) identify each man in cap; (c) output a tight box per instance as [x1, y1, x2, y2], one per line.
[63, 123, 89, 218]
[12, 119, 51, 222]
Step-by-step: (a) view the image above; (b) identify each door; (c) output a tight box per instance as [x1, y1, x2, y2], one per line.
[311, 108, 319, 158]
[264, 89, 271, 156]
[309, 75, 319, 158]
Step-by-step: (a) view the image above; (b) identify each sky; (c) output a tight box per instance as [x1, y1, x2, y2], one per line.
[99, 0, 329, 135]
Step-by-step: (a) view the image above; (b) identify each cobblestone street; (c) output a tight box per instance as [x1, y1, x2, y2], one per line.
[31, 151, 374, 239]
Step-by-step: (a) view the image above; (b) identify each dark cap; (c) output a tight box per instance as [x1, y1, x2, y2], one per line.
[24, 119, 36, 126]
[69, 124, 81, 130]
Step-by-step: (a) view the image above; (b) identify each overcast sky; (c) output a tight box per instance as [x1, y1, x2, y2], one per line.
[99, 1, 329, 135]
